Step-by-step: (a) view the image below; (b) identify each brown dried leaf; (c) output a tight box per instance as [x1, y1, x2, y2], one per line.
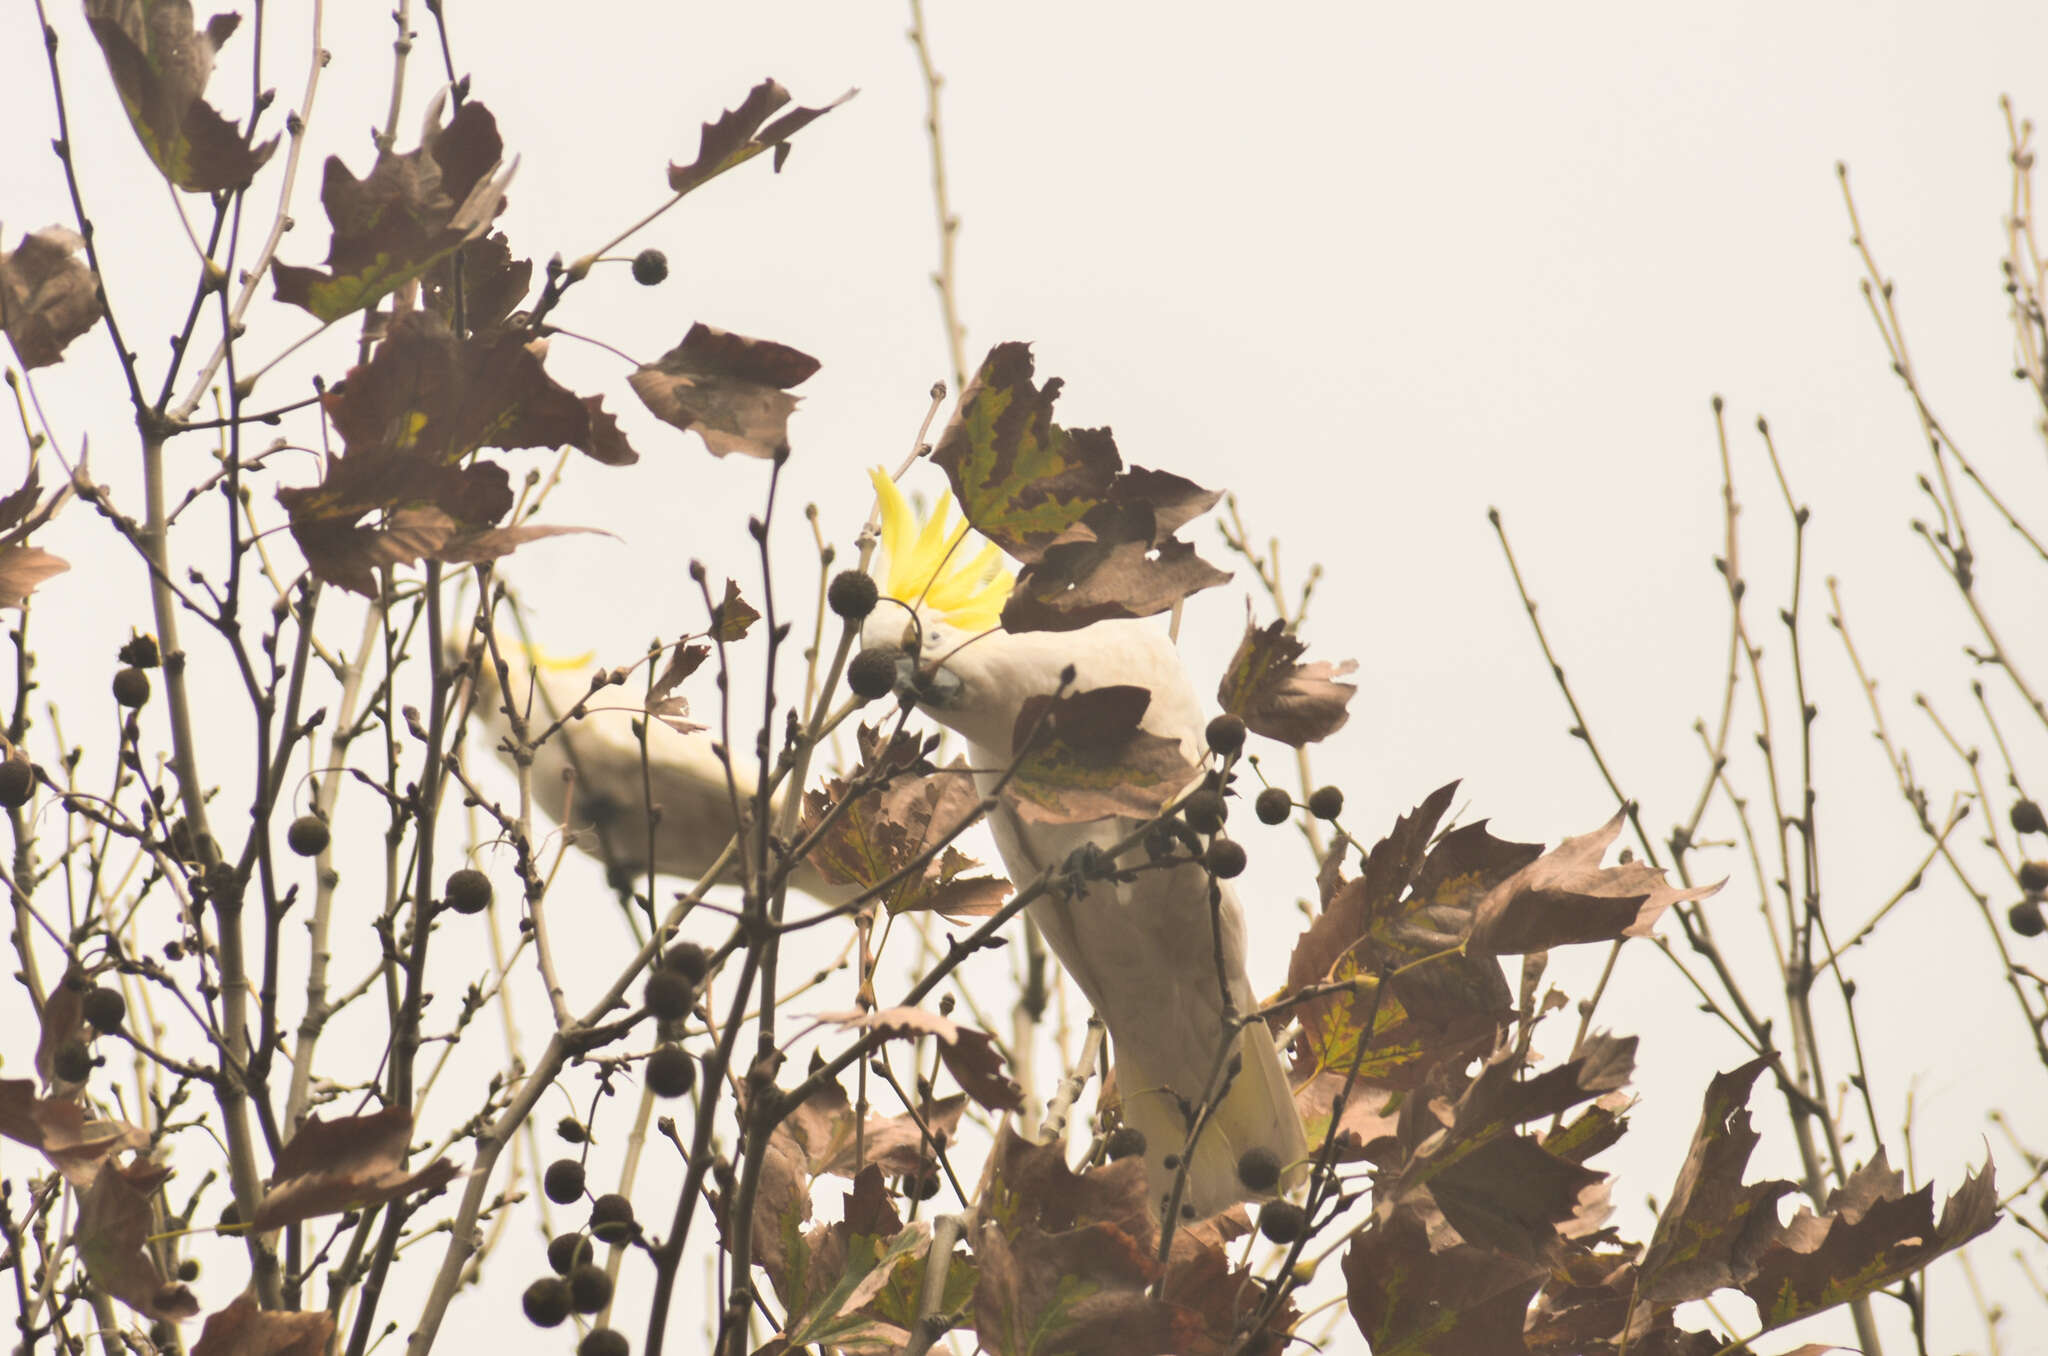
[1215, 614, 1358, 747]
[931, 344, 1228, 629]
[1637, 1059, 1795, 1307]
[274, 95, 510, 322]
[319, 311, 635, 468]
[1740, 1152, 1997, 1332]
[666, 80, 854, 196]
[84, 1, 278, 192]
[1281, 786, 1521, 1088]
[1344, 1208, 1545, 1356]
[628, 324, 821, 459]
[420, 230, 531, 334]
[801, 751, 1004, 918]
[0, 227, 103, 368]
[1468, 810, 1722, 955]
[432, 522, 608, 565]
[1002, 686, 1199, 825]
[77, 1157, 199, 1320]
[0, 1079, 149, 1188]
[190, 1295, 336, 1356]
[1427, 1133, 1607, 1260]
[708, 578, 762, 640]
[34, 965, 88, 1092]
[971, 1125, 1290, 1356]
[0, 546, 69, 610]
[252, 1106, 459, 1230]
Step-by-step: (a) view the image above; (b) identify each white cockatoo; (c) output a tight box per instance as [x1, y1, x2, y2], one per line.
[857, 469, 1308, 1221]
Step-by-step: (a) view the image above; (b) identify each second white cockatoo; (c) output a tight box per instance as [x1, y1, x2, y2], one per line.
[856, 469, 1308, 1221]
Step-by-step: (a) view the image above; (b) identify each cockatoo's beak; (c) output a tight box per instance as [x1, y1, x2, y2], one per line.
[875, 645, 963, 710]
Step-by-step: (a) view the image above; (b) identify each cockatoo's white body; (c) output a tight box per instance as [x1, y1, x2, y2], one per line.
[859, 474, 1307, 1220]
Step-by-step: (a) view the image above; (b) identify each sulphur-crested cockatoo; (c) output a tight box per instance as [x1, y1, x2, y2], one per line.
[858, 469, 1307, 1220]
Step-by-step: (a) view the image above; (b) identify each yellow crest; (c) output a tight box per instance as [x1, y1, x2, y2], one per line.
[869, 468, 1014, 633]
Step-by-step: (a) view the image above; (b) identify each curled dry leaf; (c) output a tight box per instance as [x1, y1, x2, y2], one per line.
[1466, 808, 1722, 955]
[1002, 686, 1199, 825]
[33, 965, 88, 1093]
[0, 227, 103, 368]
[628, 324, 821, 460]
[189, 1296, 335, 1356]
[0, 1078, 149, 1188]
[930, 343, 1228, 631]
[0, 547, 69, 610]
[666, 79, 856, 197]
[77, 1157, 199, 1320]
[823, 1007, 1023, 1112]
[273, 94, 513, 322]
[1215, 613, 1358, 747]
[252, 1105, 459, 1230]
[83, 0, 278, 192]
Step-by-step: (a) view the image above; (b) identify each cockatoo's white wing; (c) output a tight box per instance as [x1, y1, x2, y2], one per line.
[863, 589, 1309, 1219]
[467, 654, 852, 902]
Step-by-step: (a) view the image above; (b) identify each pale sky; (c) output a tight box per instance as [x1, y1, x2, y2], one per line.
[5, 3, 2047, 1353]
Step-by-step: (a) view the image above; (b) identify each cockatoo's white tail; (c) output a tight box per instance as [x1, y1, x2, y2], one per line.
[1118, 1015, 1305, 1221]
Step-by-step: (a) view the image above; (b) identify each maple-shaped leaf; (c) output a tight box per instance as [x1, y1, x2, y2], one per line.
[1, 226, 103, 368]
[771, 1072, 969, 1183]
[1636, 1059, 1797, 1307]
[77, 1157, 200, 1320]
[320, 311, 634, 467]
[273, 94, 512, 322]
[0, 1078, 149, 1188]
[1215, 613, 1358, 746]
[644, 639, 710, 735]
[627, 323, 821, 459]
[190, 1295, 336, 1356]
[420, 230, 531, 335]
[666, 79, 855, 197]
[825, 1007, 1023, 1112]
[278, 312, 625, 594]
[1000, 513, 1231, 634]
[972, 1126, 1292, 1356]
[930, 345, 1229, 631]
[1001, 685, 1199, 825]
[801, 748, 1006, 918]
[708, 578, 762, 640]
[251, 1105, 459, 1230]
[1343, 1207, 1546, 1356]
[1426, 1134, 1608, 1260]
[83, 1, 278, 192]
[734, 1074, 965, 1293]
[1740, 1150, 1997, 1333]
[278, 503, 455, 599]
[1541, 1090, 1633, 1166]
[769, 1167, 922, 1354]
[1293, 1070, 1399, 1161]
[1281, 785, 1523, 1088]
[1468, 809, 1722, 955]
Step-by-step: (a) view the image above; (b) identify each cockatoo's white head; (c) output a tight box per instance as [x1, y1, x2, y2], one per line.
[857, 468, 1037, 753]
